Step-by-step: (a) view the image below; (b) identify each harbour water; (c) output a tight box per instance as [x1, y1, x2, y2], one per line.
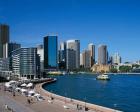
[43, 74, 140, 112]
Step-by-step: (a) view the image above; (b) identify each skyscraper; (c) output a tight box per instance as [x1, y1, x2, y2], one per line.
[112, 53, 121, 64]
[12, 47, 40, 79]
[82, 50, 91, 68]
[37, 44, 44, 72]
[59, 42, 66, 69]
[98, 45, 107, 65]
[8, 42, 21, 70]
[80, 53, 84, 67]
[66, 40, 80, 70]
[88, 43, 95, 67]
[0, 24, 9, 58]
[0, 58, 9, 71]
[8, 42, 21, 57]
[66, 49, 76, 70]
[44, 36, 58, 70]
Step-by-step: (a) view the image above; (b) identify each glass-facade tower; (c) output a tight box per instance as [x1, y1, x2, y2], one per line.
[12, 48, 40, 79]
[59, 42, 66, 70]
[0, 24, 9, 58]
[44, 36, 58, 70]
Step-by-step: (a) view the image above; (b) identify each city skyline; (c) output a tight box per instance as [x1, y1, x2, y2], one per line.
[1, 1, 140, 111]
[1, 0, 140, 62]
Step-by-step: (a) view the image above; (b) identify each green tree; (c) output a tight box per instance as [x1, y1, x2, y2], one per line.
[132, 64, 140, 69]
[110, 67, 118, 73]
[119, 66, 132, 73]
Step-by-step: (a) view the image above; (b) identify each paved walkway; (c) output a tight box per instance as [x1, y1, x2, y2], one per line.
[0, 83, 93, 112]
[0, 82, 121, 112]
[0, 95, 34, 112]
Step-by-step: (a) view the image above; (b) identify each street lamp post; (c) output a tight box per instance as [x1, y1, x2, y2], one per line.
[50, 90, 53, 100]
[64, 92, 67, 104]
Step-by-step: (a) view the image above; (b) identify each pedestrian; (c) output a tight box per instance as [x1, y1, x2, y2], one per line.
[51, 96, 54, 100]
[27, 99, 31, 104]
[31, 98, 33, 103]
[4, 86, 6, 91]
[4, 104, 8, 109]
[13, 91, 15, 97]
[77, 104, 79, 110]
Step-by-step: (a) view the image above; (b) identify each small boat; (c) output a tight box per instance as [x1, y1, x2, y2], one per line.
[97, 74, 110, 80]
[69, 72, 74, 74]
[62, 71, 67, 75]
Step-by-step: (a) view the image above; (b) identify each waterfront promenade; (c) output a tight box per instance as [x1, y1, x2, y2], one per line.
[0, 81, 121, 112]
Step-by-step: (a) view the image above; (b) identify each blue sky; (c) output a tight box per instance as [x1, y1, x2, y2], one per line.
[0, 0, 140, 62]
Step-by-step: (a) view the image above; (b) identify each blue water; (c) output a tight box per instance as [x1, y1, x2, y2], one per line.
[43, 74, 140, 112]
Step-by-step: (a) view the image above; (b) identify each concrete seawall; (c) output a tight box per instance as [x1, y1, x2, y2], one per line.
[41, 79, 122, 112]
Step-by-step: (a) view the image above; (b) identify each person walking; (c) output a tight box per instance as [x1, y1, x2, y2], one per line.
[27, 99, 31, 104]
[13, 91, 15, 97]
[4, 104, 8, 109]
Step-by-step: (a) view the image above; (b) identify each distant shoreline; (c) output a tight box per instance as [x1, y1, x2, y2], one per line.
[78, 72, 140, 75]
[106, 73, 140, 75]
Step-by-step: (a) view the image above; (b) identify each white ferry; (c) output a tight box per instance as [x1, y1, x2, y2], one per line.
[97, 74, 110, 80]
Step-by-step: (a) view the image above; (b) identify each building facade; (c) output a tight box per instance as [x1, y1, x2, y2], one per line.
[91, 64, 111, 73]
[66, 40, 80, 70]
[0, 58, 12, 80]
[8, 42, 21, 70]
[80, 53, 84, 67]
[44, 36, 58, 70]
[0, 24, 9, 58]
[12, 48, 40, 79]
[0, 58, 9, 71]
[98, 45, 107, 65]
[112, 53, 121, 64]
[88, 43, 95, 67]
[66, 49, 76, 70]
[8, 42, 21, 57]
[59, 42, 66, 69]
[82, 50, 91, 68]
[37, 44, 44, 72]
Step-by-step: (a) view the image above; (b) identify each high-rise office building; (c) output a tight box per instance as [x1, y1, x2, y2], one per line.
[98, 45, 107, 65]
[44, 36, 58, 70]
[12, 47, 40, 79]
[66, 40, 80, 70]
[112, 53, 121, 64]
[82, 50, 91, 68]
[59, 42, 66, 69]
[0, 58, 9, 71]
[8, 42, 21, 70]
[37, 44, 44, 72]
[0, 24, 9, 58]
[8, 42, 21, 57]
[88, 43, 95, 67]
[66, 49, 76, 70]
[80, 53, 84, 67]
[108, 56, 113, 64]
